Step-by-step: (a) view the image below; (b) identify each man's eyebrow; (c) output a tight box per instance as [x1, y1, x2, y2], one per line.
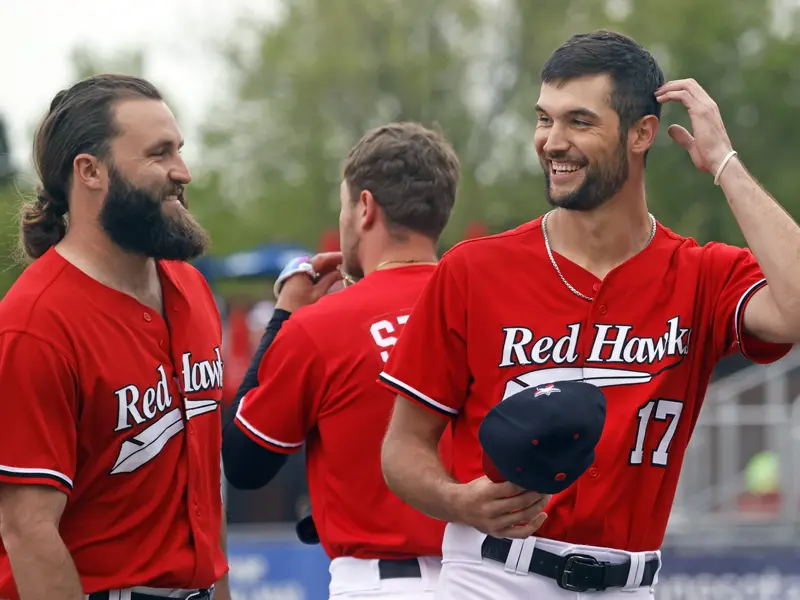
[566, 108, 600, 120]
[535, 105, 601, 120]
[146, 138, 185, 152]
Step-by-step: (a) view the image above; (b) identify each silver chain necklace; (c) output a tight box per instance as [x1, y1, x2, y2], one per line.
[541, 210, 657, 302]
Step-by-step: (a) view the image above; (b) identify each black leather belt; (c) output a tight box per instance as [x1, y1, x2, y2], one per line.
[89, 590, 212, 600]
[481, 537, 659, 592]
[378, 558, 422, 579]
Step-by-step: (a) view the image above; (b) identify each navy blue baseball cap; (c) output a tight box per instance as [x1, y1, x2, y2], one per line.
[478, 381, 606, 494]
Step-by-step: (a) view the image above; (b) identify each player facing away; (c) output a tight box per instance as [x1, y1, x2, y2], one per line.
[378, 30, 800, 599]
[222, 122, 460, 600]
[0, 76, 229, 600]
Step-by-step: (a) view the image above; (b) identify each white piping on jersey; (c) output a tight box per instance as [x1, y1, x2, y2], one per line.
[734, 278, 767, 347]
[235, 410, 304, 449]
[0, 464, 73, 489]
[378, 372, 459, 415]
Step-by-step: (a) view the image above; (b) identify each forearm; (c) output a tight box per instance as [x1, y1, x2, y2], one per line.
[720, 158, 800, 315]
[3, 525, 83, 600]
[382, 436, 461, 523]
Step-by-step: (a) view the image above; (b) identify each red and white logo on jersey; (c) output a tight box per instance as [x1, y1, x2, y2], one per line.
[110, 347, 223, 475]
[499, 316, 691, 400]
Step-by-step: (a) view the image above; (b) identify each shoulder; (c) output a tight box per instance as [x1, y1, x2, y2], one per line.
[285, 273, 417, 339]
[444, 219, 543, 261]
[0, 251, 75, 344]
[658, 223, 751, 266]
[435, 219, 545, 281]
[287, 283, 367, 331]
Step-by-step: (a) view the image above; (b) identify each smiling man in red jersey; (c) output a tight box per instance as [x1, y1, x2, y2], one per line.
[379, 30, 799, 599]
[0, 75, 228, 600]
[223, 122, 459, 600]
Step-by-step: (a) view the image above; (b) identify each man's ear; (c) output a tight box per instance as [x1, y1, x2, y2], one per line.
[73, 153, 106, 192]
[360, 189, 378, 230]
[629, 114, 659, 157]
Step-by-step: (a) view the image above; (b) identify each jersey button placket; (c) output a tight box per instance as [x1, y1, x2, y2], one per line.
[143, 312, 152, 322]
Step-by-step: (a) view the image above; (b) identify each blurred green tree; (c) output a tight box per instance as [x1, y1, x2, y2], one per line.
[70, 46, 146, 80]
[2, 0, 800, 297]
[192, 0, 529, 253]
[193, 0, 800, 256]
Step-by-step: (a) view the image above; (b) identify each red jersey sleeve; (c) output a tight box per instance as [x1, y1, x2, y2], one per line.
[234, 318, 326, 454]
[0, 332, 78, 495]
[709, 244, 793, 364]
[378, 254, 470, 417]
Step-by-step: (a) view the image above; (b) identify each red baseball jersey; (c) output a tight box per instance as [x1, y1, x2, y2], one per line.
[378, 217, 792, 552]
[234, 265, 451, 560]
[0, 248, 227, 598]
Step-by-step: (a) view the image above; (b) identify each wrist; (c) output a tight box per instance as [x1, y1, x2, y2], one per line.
[712, 148, 738, 184]
[272, 298, 296, 313]
[442, 481, 466, 523]
[715, 152, 744, 188]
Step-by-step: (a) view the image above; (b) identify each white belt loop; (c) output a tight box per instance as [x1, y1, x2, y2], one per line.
[515, 537, 537, 576]
[503, 539, 525, 574]
[651, 550, 663, 587]
[623, 552, 647, 589]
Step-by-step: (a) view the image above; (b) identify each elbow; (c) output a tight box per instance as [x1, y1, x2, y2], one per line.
[221, 457, 254, 491]
[221, 430, 289, 491]
[0, 485, 65, 546]
[0, 515, 57, 552]
[221, 451, 269, 491]
[225, 474, 264, 492]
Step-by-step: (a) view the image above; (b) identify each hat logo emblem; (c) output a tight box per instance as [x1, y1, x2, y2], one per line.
[534, 384, 560, 397]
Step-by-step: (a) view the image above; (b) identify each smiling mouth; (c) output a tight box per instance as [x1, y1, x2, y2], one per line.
[163, 194, 185, 206]
[549, 160, 586, 177]
[547, 160, 586, 183]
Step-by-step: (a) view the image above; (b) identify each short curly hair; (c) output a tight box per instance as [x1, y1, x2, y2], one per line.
[342, 122, 460, 241]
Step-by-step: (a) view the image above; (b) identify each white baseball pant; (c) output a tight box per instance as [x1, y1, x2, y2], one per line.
[435, 523, 660, 599]
[328, 556, 441, 599]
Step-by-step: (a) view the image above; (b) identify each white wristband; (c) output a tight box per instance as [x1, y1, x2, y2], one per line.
[713, 150, 738, 186]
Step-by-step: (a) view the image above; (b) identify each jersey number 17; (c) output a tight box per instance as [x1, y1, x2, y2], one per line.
[629, 398, 684, 467]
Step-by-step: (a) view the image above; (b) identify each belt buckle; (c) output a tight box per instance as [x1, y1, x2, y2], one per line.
[558, 553, 601, 592]
[185, 591, 210, 600]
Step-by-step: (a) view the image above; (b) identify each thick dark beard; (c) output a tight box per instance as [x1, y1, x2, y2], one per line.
[99, 166, 210, 261]
[543, 138, 629, 212]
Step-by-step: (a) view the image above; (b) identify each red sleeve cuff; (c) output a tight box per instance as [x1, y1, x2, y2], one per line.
[0, 465, 73, 495]
[377, 372, 458, 419]
[233, 415, 304, 455]
[734, 279, 794, 364]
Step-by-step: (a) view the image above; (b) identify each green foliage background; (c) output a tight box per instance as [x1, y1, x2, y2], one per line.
[2, 0, 800, 294]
